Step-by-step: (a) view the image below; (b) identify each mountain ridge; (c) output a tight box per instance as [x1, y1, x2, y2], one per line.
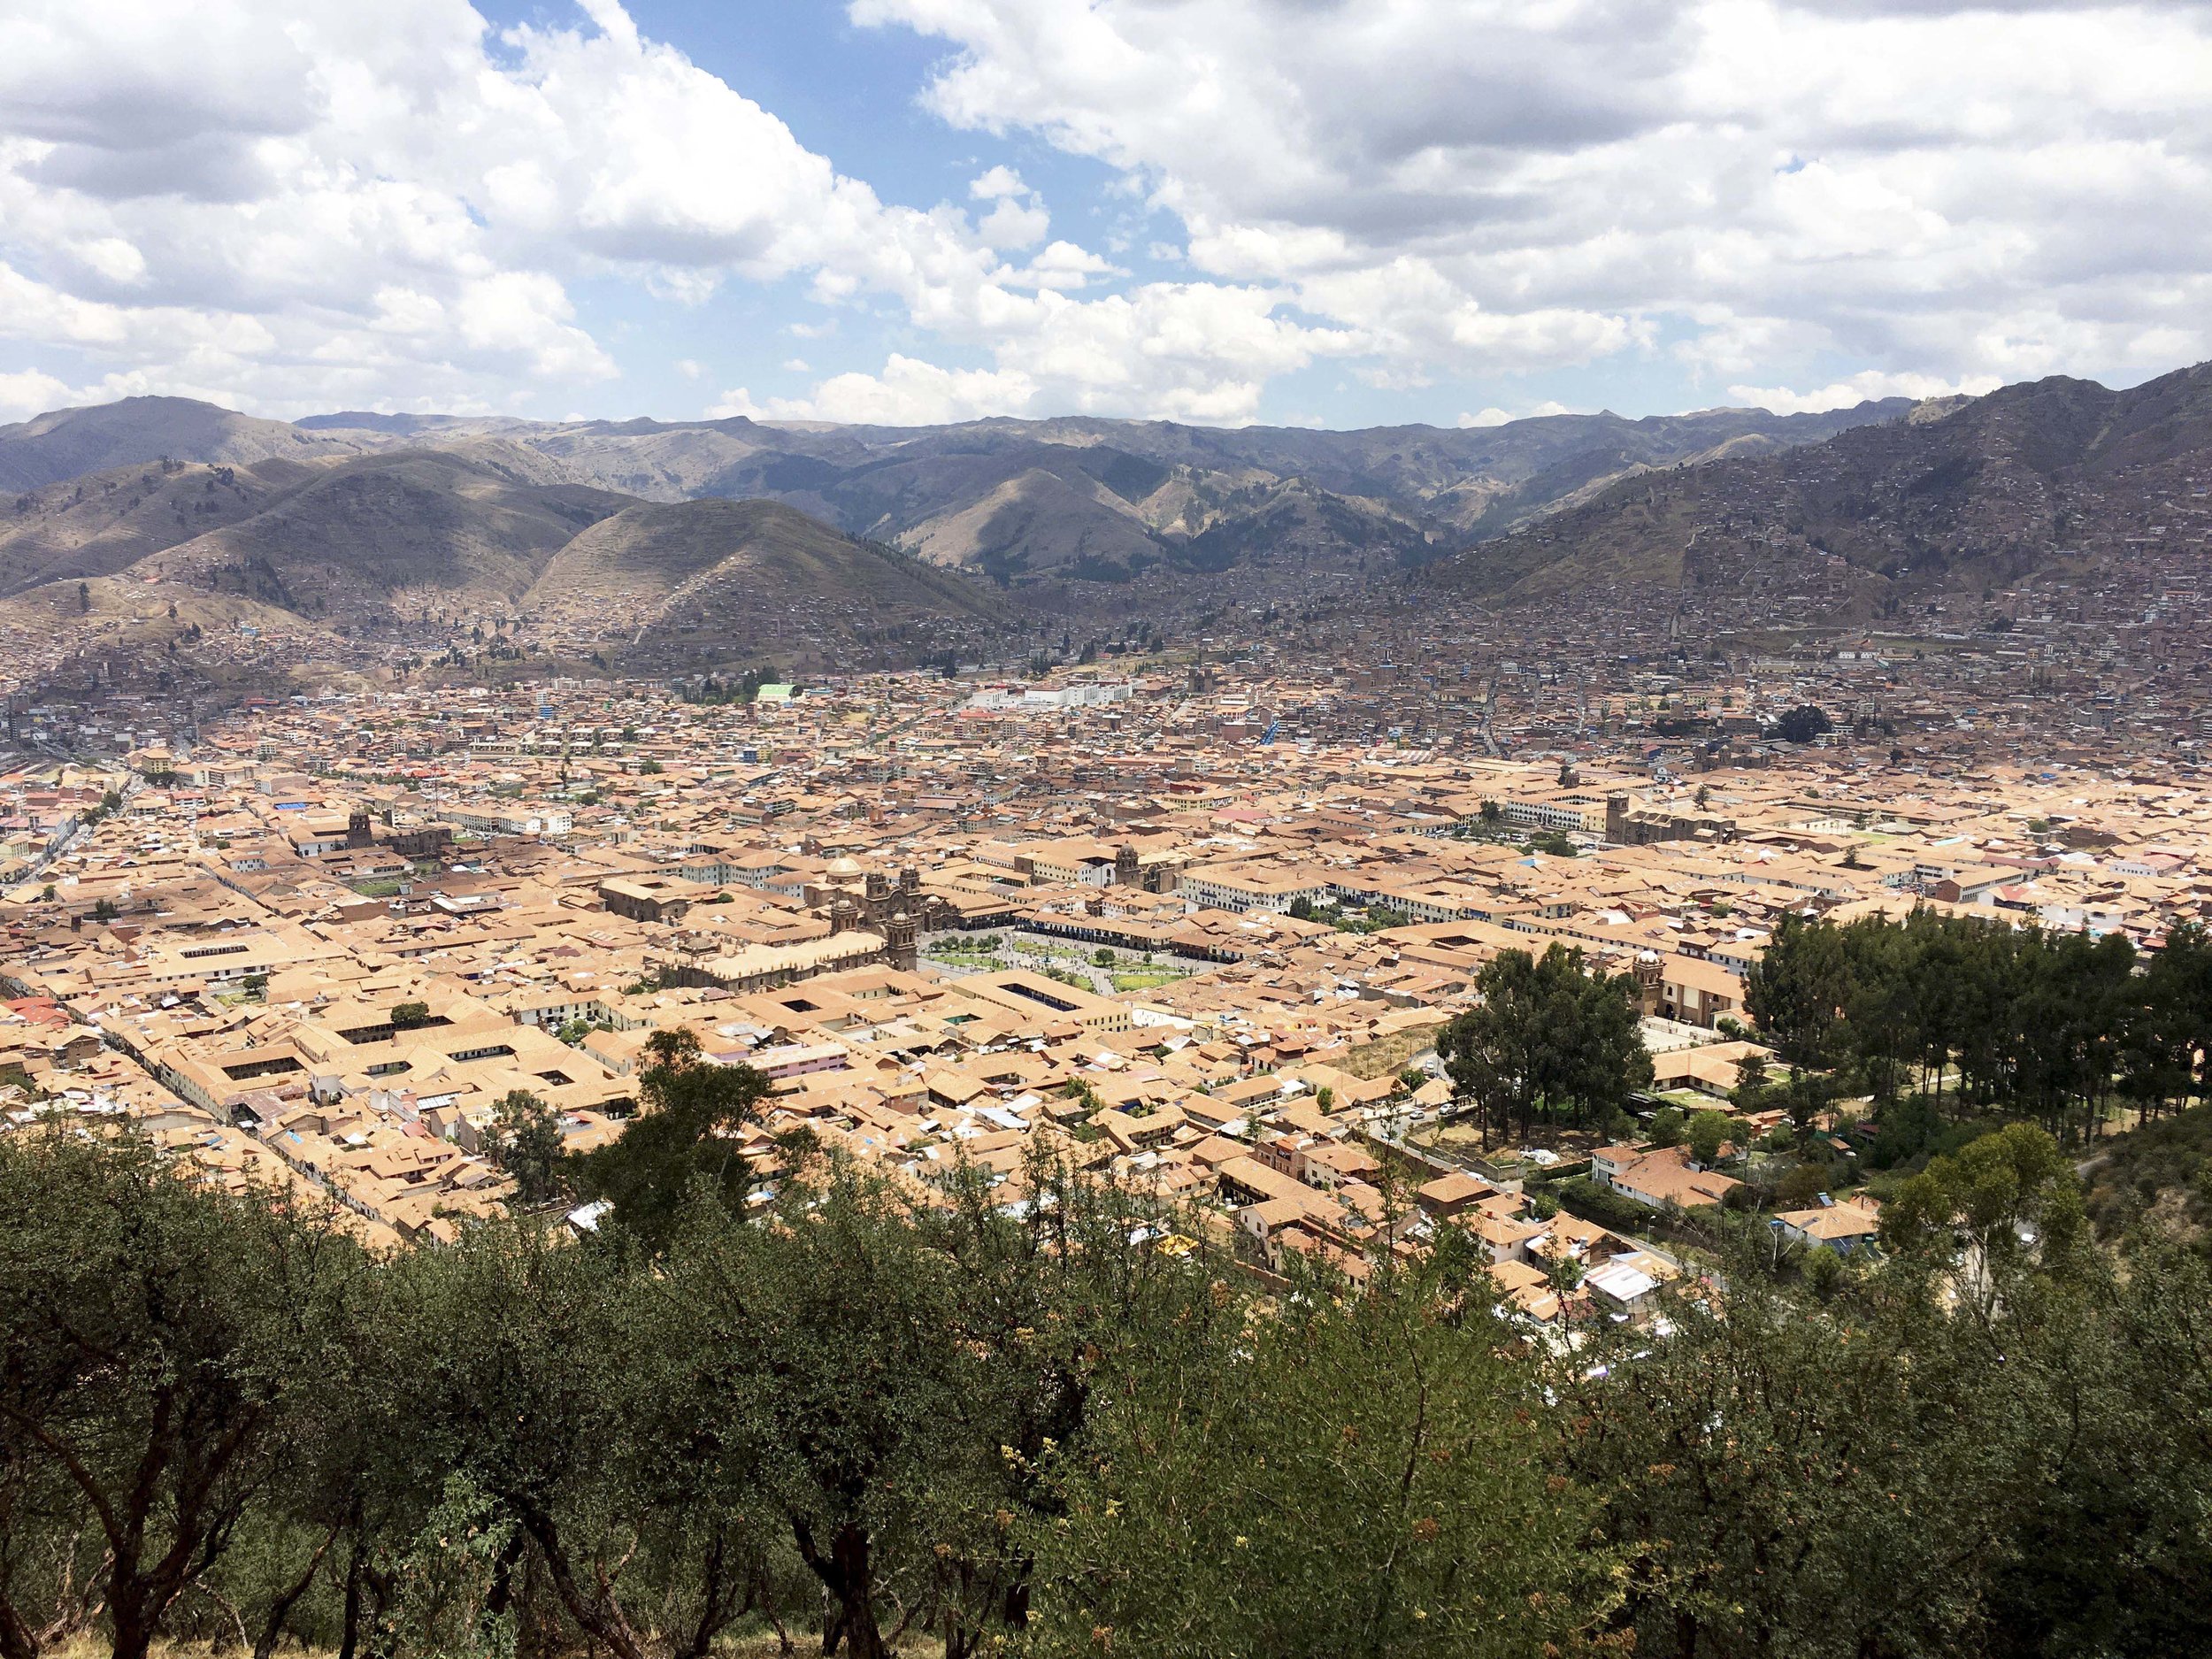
[1420, 362, 2212, 618]
[2, 392, 1919, 590]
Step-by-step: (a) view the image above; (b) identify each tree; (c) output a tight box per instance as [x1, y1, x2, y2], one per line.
[1766, 703, 1833, 744]
[1439, 944, 1650, 1146]
[1686, 1109, 1732, 1169]
[88, 899, 118, 923]
[1649, 1106, 1686, 1148]
[488, 1089, 568, 1209]
[1560, 1255, 2038, 1658]
[568, 1028, 769, 1249]
[1731, 1048, 1771, 1108]
[1023, 1249, 1607, 1659]
[378, 1219, 783, 1659]
[75, 583, 88, 614]
[1882, 1123, 2083, 1304]
[0, 1133, 364, 1659]
[1745, 911, 1855, 1068]
[2121, 922, 2212, 1118]
[388, 1001, 432, 1031]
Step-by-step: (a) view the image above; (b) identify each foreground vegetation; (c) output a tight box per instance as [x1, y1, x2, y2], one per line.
[3, 1018, 2208, 1659]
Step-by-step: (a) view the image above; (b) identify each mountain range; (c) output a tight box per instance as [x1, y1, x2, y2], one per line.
[3, 363, 2207, 689]
[4, 394, 1912, 596]
[1422, 360, 2212, 618]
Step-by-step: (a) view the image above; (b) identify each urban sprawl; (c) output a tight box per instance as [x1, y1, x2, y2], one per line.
[4, 625, 2207, 1322]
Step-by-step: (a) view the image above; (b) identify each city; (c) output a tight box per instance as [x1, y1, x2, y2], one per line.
[3, 0, 2208, 1655]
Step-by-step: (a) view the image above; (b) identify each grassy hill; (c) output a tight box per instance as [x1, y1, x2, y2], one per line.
[2083, 1102, 2212, 1250]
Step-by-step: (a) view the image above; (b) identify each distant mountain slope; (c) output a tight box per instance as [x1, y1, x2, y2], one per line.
[1424, 363, 2212, 614]
[0, 396, 367, 491]
[525, 496, 1011, 669]
[893, 464, 1164, 582]
[0, 455, 321, 595]
[149, 447, 629, 623]
[0, 388, 2036, 599]
[247, 399, 1901, 587]
[0, 461, 1011, 692]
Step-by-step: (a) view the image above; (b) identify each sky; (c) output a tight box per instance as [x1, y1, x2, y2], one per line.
[0, 0, 2208, 431]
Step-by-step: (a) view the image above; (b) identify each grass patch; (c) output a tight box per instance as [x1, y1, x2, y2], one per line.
[1338, 1023, 1444, 1081]
[1110, 970, 1187, 993]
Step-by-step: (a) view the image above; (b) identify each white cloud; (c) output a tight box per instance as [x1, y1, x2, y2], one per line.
[968, 165, 1027, 200]
[0, 0, 1197, 417]
[713, 355, 1037, 425]
[1, 0, 2205, 424]
[1456, 399, 1575, 427]
[977, 195, 1051, 250]
[1726, 369, 2003, 416]
[673, 357, 703, 379]
[856, 0, 2212, 398]
[0, 367, 72, 421]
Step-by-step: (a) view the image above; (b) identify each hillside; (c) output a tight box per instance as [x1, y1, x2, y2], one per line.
[2083, 1102, 2212, 1248]
[524, 496, 1013, 671]
[0, 455, 322, 595]
[0, 396, 367, 491]
[148, 447, 630, 625]
[1425, 363, 2212, 615]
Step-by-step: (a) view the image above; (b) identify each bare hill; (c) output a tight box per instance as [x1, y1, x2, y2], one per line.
[1423, 363, 2212, 617]
[150, 448, 629, 625]
[0, 456, 322, 595]
[526, 496, 1012, 670]
[899, 466, 1164, 583]
[290, 400, 1909, 588]
[0, 396, 367, 492]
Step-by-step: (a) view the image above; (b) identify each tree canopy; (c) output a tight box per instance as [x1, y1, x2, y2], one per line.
[0, 1123, 2207, 1659]
[1438, 943, 1653, 1144]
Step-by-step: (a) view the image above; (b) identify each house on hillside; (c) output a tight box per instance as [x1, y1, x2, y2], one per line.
[1591, 1142, 1740, 1210]
[1773, 1194, 1883, 1254]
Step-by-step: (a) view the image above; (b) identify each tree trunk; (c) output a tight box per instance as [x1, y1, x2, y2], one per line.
[672, 1531, 752, 1659]
[108, 1594, 155, 1659]
[517, 1512, 647, 1659]
[253, 1524, 341, 1659]
[483, 1530, 526, 1621]
[335, 1544, 364, 1659]
[0, 1592, 40, 1659]
[830, 1527, 886, 1659]
[794, 1522, 884, 1659]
